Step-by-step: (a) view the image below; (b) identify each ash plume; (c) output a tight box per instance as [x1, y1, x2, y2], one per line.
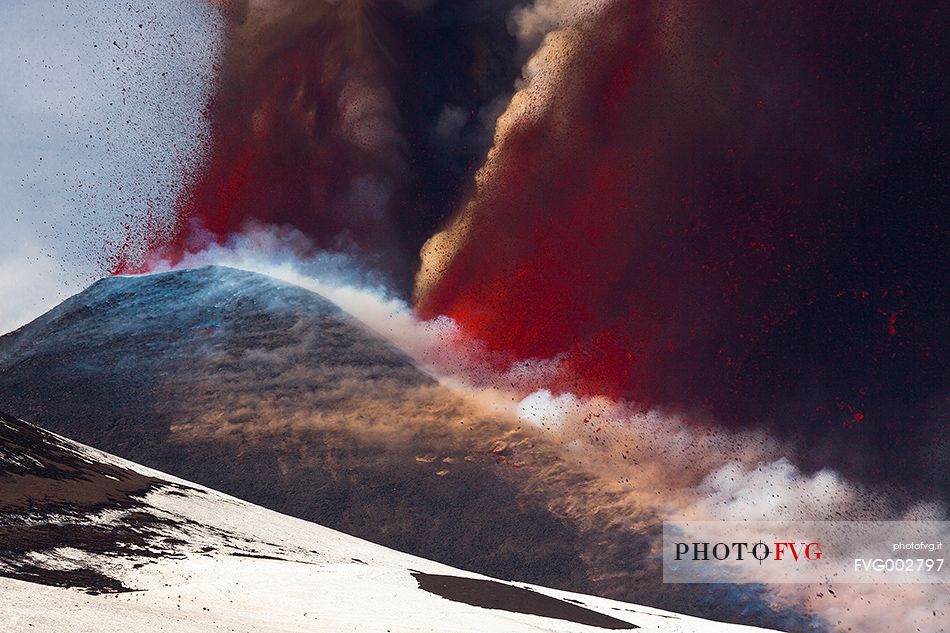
[42, 2, 946, 631]
[128, 0, 527, 292]
[148, 236, 947, 632]
[415, 0, 949, 499]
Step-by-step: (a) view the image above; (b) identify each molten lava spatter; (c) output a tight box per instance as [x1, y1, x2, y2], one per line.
[415, 1, 948, 489]
[118, 0, 524, 285]
[109, 0, 947, 495]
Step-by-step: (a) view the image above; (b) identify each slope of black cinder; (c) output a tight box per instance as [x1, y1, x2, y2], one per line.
[0, 266, 822, 631]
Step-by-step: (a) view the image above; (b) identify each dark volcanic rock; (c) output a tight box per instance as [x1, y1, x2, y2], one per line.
[0, 266, 819, 631]
[0, 411, 191, 593]
[411, 572, 638, 629]
[0, 267, 595, 590]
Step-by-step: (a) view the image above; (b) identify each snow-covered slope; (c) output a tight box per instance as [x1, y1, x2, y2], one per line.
[0, 266, 815, 630]
[0, 411, 779, 632]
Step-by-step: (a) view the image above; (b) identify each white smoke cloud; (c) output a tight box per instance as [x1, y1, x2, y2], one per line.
[133, 225, 946, 632]
[507, 390, 947, 632]
[508, 0, 613, 55]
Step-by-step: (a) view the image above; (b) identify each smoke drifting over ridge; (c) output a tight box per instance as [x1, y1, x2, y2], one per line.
[105, 0, 948, 496]
[143, 239, 946, 632]
[4, 1, 946, 630]
[110, 0, 947, 510]
[167, 233, 948, 531]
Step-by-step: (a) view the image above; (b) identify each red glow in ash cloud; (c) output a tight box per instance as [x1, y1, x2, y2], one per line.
[113, 0, 421, 276]
[416, 1, 825, 410]
[110, 1, 947, 494]
[414, 0, 947, 490]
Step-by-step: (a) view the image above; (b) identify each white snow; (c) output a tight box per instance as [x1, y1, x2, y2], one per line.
[1, 429, 781, 633]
